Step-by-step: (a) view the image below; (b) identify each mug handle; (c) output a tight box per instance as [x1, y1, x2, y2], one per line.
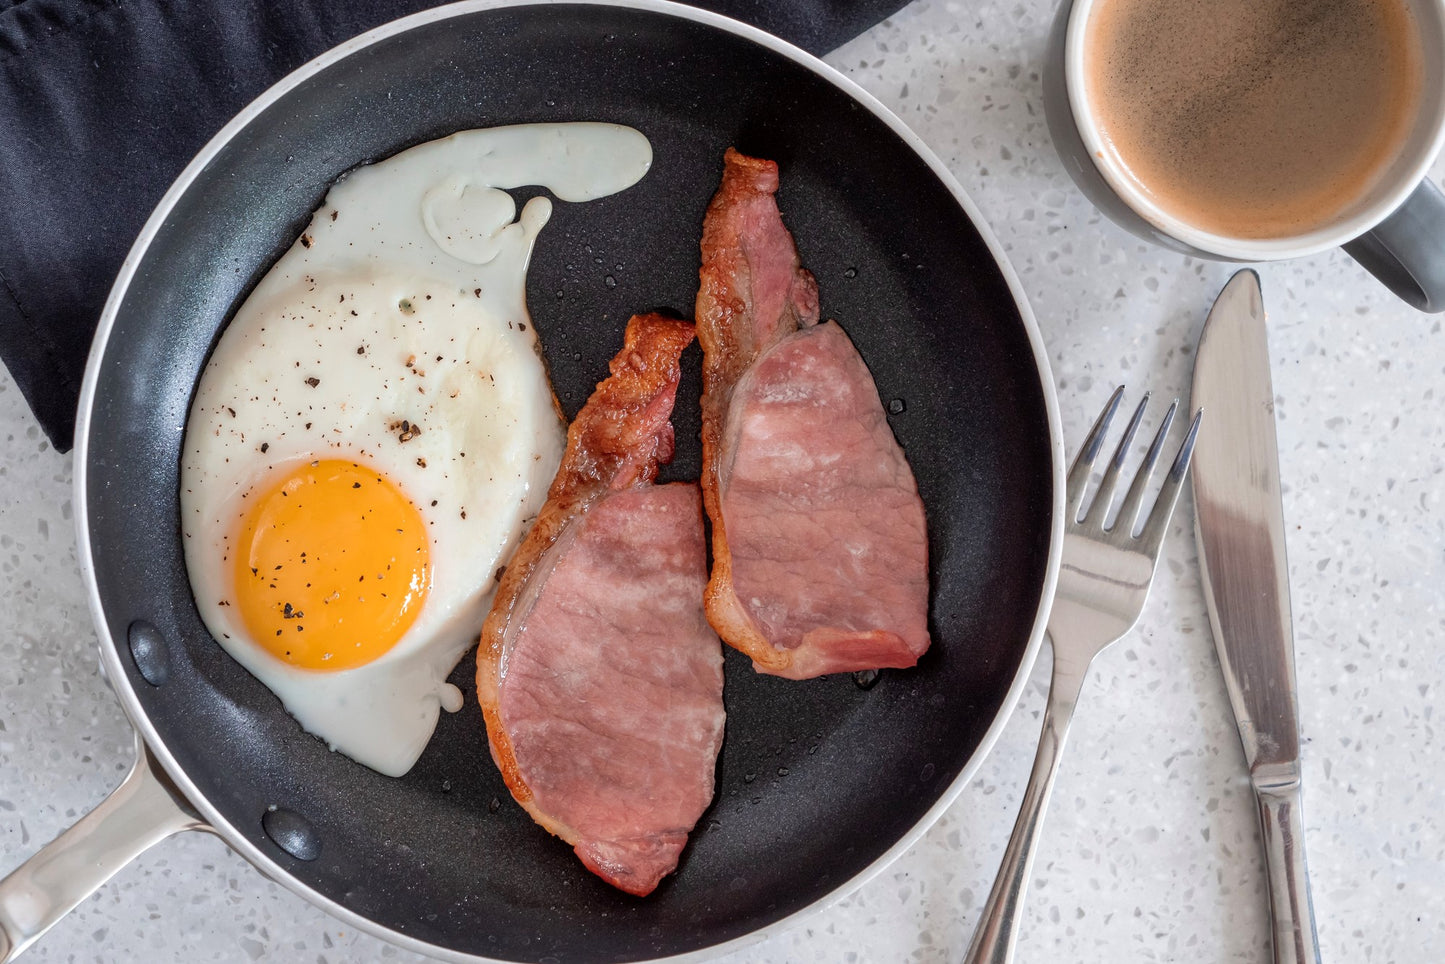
[1343, 178, 1445, 313]
[0, 731, 210, 962]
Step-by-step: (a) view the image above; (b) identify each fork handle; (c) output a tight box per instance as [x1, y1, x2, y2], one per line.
[963, 657, 1089, 964]
[1255, 782, 1322, 964]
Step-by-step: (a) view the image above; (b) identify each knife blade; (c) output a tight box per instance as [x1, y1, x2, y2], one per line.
[1191, 269, 1320, 964]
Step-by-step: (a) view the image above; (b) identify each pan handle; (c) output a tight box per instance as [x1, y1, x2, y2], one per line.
[0, 731, 210, 962]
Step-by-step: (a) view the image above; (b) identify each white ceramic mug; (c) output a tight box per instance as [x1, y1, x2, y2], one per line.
[1043, 0, 1445, 312]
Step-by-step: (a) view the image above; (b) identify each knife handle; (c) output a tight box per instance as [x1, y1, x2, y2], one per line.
[1255, 782, 1322, 964]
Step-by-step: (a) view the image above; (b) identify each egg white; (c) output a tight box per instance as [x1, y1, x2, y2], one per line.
[180, 124, 651, 777]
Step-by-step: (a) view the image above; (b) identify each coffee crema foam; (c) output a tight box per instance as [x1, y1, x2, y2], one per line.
[1085, 0, 1425, 240]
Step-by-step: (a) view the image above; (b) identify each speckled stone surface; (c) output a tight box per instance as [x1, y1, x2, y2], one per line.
[4, 1, 1445, 961]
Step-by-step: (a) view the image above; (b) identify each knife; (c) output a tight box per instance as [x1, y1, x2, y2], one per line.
[1191, 269, 1321, 964]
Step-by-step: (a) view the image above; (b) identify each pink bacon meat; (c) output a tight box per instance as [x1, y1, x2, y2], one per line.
[477, 314, 724, 896]
[696, 149, 931, 679]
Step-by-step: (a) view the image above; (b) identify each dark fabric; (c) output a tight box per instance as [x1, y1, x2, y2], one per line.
[0, 0, 906, 451]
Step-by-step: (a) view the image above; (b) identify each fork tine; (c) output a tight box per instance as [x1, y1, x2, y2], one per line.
[1066, 386, 1124, 520]
[1090, 392, 1150, 528]
[1116, 399, 1177, 536]
[1138, 408, 1202, 553]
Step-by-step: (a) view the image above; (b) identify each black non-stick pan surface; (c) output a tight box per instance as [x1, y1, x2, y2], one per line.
[77, 2, 1059, 960]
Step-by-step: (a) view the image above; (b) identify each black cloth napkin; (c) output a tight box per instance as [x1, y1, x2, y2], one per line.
[0, 0, 907, 451]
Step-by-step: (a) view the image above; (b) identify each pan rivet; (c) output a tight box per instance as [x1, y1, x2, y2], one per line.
[127, 620, 171, 686]
[262, 808, 321, 861]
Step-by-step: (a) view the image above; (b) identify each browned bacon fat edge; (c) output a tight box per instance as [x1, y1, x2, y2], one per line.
[477, 314, 724, 897]
[696, 149, 932, 680]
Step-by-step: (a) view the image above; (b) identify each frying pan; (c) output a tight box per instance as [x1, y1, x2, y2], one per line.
[0, 1, 1064, 961]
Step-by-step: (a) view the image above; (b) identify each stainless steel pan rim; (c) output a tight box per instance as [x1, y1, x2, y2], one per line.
[65, 1, 1067, 960]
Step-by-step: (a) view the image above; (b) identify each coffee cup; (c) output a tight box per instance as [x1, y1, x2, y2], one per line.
[1043, 0, 1445, 312]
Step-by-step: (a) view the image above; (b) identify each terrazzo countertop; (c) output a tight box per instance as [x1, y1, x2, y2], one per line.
[4, 1, 1444, 961]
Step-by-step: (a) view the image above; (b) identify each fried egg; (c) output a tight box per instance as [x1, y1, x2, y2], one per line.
[180, 123, 652, 777]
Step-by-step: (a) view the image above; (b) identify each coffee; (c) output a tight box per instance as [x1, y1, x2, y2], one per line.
[1085, 0, 1425, 239]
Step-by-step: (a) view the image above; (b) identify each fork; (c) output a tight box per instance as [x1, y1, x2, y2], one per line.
[963, 386, 1201, 964]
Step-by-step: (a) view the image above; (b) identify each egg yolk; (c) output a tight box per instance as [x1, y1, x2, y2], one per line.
[233, 460, 430, 671]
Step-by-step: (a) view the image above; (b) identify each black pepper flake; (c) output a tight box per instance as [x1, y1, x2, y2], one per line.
[416, 457, 427, 468]
[494, 566, 505, 583]
[392, 419, 421, 443]
[431, 500, 438, 506]
[518, 323, 527, 331]
[330, 210, 338, 221]
[300, 234, 314, 248]
[305, 377, 320, 388]
[352, 481, 361, 489]
[282, 602, 304, 619]
[460, 509, 467, 520]
[260, 442, 269, 453]
[473, 288, 481, 297]
[357, 346, 366, 355]
[227, 407, 236, 418]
